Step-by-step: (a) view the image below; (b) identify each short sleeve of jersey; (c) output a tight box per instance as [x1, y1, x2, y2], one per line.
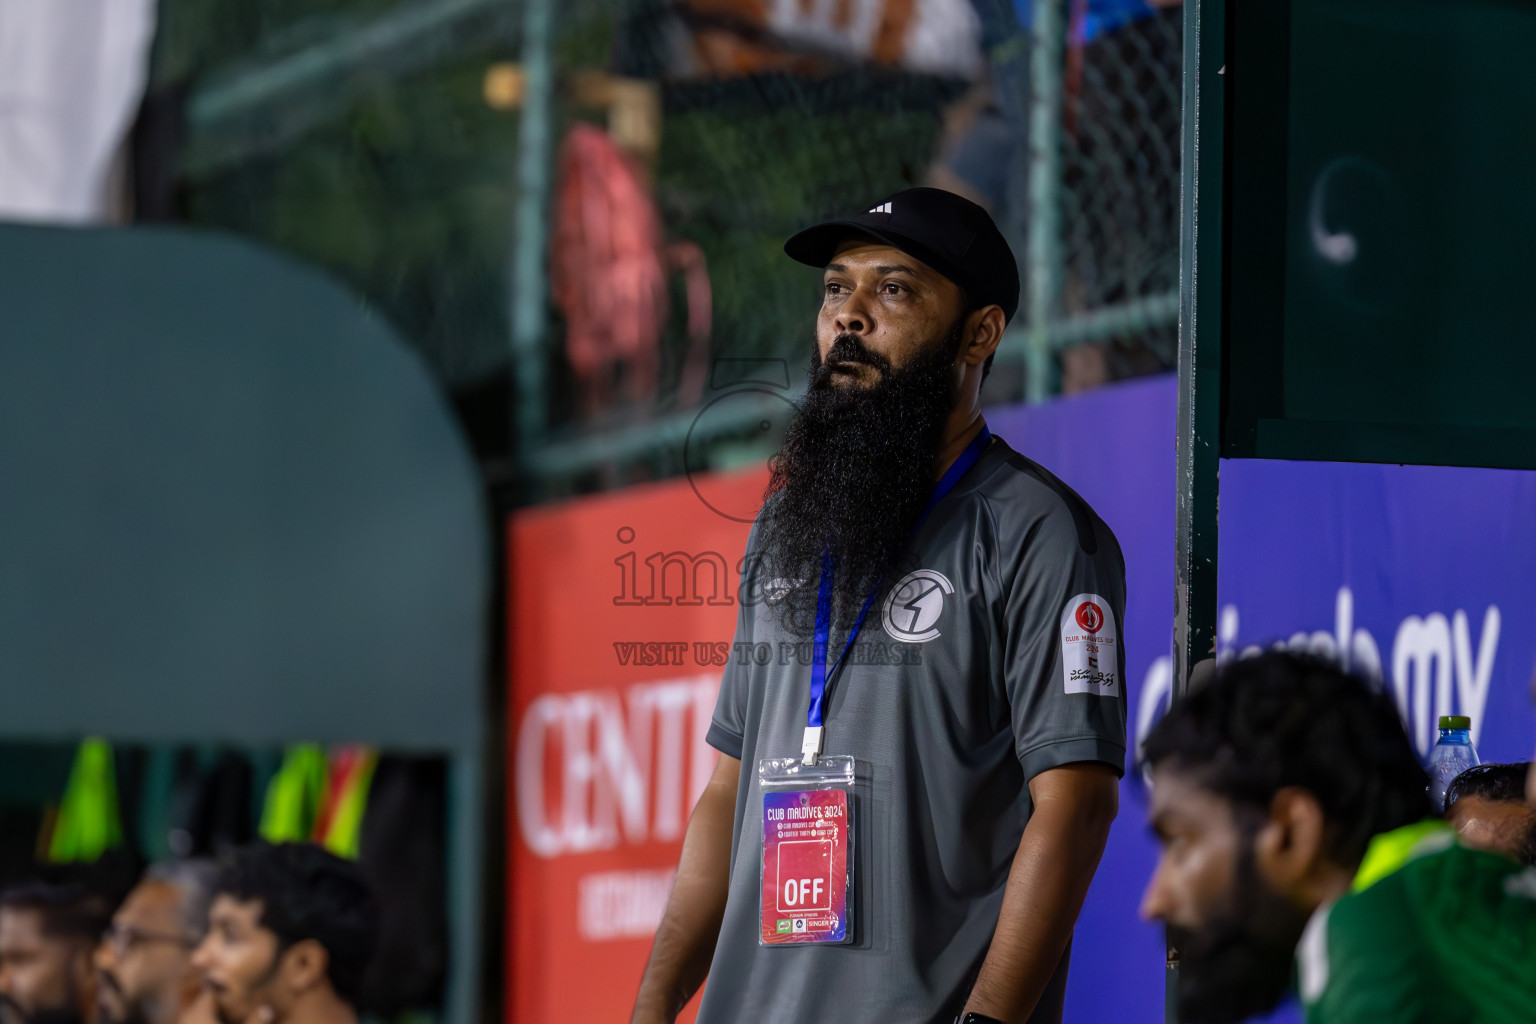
[705, 524, 759, 760]
[999, 498, 1127, 782]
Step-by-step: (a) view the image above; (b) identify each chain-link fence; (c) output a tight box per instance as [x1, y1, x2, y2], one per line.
[148, 0, 1184, 499]
[1058, 3, 1182, 378]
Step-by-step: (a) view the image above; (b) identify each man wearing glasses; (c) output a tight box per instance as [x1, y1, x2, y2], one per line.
[95, 862, 218, 1024]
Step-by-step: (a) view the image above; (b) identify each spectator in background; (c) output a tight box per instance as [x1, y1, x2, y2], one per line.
[0, 0, 157, 222]
[1445, 763, 1536, 866]
[930, 0, 1186, 396]
[0, 881, 116, 1024]
[191, 844, 376, 1024]
[1139, 652, 1536, 1024]
[95, 861, 218, 1024]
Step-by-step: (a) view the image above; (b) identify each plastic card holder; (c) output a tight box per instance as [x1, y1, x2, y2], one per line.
[757, 754, 855, 946]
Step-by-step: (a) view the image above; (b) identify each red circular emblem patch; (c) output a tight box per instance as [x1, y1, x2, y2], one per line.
[1075, 601, 1104, 634]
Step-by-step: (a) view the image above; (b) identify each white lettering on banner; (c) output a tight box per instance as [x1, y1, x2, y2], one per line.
[577, 869, 676, 941]
[650, 682, 695, 841]
[1133, 587, 1503, 767]
[1393, 614, 1453, 755]
[1134, 656, 1173, 782]
[515, 697, 564, 857]
[1452, 607, 1500, 749]
[516, 674, 719, 858]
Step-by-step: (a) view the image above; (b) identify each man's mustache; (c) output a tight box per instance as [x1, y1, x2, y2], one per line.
[812, 334, 890, 391]
[821, 334, 889, 371]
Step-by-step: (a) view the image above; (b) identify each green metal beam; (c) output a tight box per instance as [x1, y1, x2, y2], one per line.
[1025, 0, 1066, 403]
[1173, 0, 1224, 760]
[521, 384, 806, 480]
[443, 745, 484, 1024]
[1170, 0, 1226, 1019]
[996, 290, 1179, 362]
[1047, 291, 1179, 348]
[511, 0, 556, 460]
[190, 0, 504, 126]
[183, 0, 514, 174]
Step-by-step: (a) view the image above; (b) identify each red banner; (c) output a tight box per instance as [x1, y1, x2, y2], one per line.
[507, 466, 770, 1023]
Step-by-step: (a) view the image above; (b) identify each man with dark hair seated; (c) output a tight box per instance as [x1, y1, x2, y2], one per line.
[191, 844, 377, 1024]
[1445, 762, 1536, 866]
[1138, 651, 1536, 1024]
[0, 880, 116, 1024]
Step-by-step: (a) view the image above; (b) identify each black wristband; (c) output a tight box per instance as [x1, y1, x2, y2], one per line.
[958, 1015, 1008, 1024]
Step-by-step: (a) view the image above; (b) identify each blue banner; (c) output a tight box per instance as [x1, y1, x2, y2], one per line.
[988, 373, 1536, 1022]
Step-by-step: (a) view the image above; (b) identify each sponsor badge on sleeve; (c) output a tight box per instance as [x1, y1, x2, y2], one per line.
[1061, 593, 1119, 696]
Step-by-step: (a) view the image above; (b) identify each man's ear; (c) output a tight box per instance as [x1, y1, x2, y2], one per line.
[1253, 786, 1329, 891]
[963, 305, 1006, 367]
[277, 939, 331, 996]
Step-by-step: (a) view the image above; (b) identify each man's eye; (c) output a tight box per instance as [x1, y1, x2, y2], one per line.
[824, 283, 843, 295]
[882, 282, 905, 295]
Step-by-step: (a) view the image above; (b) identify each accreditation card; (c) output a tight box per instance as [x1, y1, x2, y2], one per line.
[757, 755, 854, 945]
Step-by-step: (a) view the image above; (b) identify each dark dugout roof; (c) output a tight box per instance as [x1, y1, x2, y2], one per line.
[0, 224, 488, 750]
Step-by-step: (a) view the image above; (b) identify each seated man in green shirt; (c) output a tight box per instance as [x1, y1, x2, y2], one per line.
[1138, 650, 1536, 1024]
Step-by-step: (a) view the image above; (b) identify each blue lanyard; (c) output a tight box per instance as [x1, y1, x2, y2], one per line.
[801, 424, 992, 763]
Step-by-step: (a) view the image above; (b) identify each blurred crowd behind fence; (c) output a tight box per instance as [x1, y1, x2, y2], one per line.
[135, 0, 1183, 502]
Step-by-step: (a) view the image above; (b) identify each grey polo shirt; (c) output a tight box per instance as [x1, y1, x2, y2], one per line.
[698, 432, 1128, 1024]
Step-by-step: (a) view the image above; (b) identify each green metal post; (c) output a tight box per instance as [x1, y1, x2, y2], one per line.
[1170, 0, 1225, 1019]
[1173, 0, 1225, 771]
[444, 745, 485, 1024]
[511, 0, 556, 457]
[1025, 0, 1065, 403]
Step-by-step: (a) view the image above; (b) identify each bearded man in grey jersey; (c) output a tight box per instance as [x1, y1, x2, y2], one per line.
[631, 187, 1128, 1024]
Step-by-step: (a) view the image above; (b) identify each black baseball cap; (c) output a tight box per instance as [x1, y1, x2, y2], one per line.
[783, 187, 1020, 324]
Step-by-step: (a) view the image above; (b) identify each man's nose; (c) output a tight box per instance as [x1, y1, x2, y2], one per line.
[93, 940, 115, 973]
[833, 289, 873, 335]
[1139, 865, 1172, 923]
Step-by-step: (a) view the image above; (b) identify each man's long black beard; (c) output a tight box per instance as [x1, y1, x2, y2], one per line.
[1167, 844, 1313, 1024]
[752, 321, 966, 640]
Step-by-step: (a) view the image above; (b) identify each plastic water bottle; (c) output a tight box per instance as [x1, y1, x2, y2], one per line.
[1428, 715, 1480, 814]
